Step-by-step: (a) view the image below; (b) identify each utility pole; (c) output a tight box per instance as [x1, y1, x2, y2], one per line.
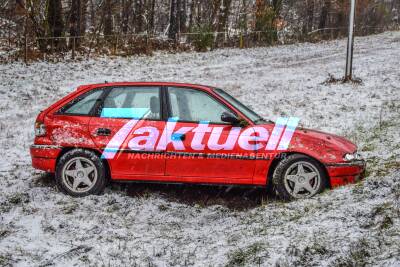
[345, 0, 356, 80]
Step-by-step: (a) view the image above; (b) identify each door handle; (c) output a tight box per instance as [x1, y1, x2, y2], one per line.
[95, 128, 112, 136]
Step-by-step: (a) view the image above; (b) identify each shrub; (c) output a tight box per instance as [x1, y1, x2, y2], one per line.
[189, 25, 214, 52]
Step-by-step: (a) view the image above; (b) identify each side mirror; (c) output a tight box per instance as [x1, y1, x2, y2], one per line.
[221, 111, 240, 124]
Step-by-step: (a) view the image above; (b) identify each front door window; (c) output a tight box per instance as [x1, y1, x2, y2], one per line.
[168, 87, 233, 123]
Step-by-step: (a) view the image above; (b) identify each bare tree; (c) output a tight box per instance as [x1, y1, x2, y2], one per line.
[168, 0, 178, 39]
[25, 0, 47, 51]
[121, 0, 133, 34]
[132, 0, 144, 33]
[103, 0, 113, 36]
[302, 0, 314, 35]
[47, 0, 64, 49]
[69, 0, 88, 46]
[149, 0, 156, 33]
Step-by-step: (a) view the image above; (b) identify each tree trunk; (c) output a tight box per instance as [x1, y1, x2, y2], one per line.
[335, 0, 347, 37]
[176, 0, 181, 33]
[196, 0, 202, 26]
[179, 0, 187, 33]
[318, 0, 330, 37]
[302, 0, 314, 35]
[133, 0, 144, 33]
[47, 0, 64, 37]
[103, 0, 113, 37]
[70, 0, 87, 46]
[89, 0, 96, 32]
[149, 0, 156, 33]
[26, 0, 47, 51]
[188, 0, 197, 31]
[239, 0, 248, 32]
[122, 0, 133, 34]
[211, 0, 221, 30]
[70, 0, 80, 37]
[80, 0, 88, 35]
[215, 0, 232, 47]
[168, 0, 178, 40]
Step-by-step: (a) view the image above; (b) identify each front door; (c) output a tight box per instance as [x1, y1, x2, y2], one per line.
[163, 87, 256, 182]
[89, 86, 166, 179]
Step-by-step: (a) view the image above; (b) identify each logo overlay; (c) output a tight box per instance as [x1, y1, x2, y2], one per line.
[100, 108, 299, 160]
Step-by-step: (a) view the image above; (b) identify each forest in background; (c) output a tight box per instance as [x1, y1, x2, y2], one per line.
[0, 0, 399, 61]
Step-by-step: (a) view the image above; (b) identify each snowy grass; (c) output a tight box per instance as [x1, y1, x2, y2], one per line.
[0, 31, 399, 266]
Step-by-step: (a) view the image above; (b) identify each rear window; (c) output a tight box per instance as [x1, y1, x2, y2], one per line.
[59, 89, 103, 115]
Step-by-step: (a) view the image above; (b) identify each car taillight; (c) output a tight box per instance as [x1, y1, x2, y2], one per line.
[34, 121, 46, 137]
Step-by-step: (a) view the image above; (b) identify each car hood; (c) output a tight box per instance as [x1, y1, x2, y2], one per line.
[260, 123, 357, 163]
[293, 128, 357, 153]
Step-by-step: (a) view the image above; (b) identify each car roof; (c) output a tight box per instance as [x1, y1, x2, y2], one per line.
[79, 82, 215, 92]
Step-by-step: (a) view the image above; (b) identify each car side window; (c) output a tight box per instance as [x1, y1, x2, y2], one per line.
[168, 87, 233, 123]
[100, 87, 161, 120]
[61, 89, 103, 115]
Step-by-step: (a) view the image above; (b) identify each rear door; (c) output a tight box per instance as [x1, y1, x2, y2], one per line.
[48, 88, 104, 148]
[88, 86, 166, 179]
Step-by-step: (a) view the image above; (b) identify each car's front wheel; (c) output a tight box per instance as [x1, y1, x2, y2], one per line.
[272, 154, 327, 200]
[55, 149, 107, 197]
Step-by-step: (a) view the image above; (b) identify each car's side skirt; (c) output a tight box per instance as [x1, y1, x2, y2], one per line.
[110, 174, 265, 186]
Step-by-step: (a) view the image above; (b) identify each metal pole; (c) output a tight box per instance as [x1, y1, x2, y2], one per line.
[345, 0, 356, 80]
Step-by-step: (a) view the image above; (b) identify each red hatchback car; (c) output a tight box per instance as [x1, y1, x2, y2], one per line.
[31, 82, 365, 199]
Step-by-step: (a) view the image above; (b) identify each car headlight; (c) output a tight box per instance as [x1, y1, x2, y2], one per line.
[343, 152, 363, 161]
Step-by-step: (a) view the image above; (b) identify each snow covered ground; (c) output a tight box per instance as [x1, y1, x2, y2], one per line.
[0, 31, 399, 266]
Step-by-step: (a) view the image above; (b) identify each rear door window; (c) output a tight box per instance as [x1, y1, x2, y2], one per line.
[100, 87, 161, 120]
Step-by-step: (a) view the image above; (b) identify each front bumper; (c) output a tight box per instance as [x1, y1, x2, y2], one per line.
[325, 160, 366, 187]
[30, 145, 62, 172]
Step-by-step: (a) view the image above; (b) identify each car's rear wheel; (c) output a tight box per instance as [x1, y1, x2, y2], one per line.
[56, 149, 107, 197]
[272, 154, 327, 200]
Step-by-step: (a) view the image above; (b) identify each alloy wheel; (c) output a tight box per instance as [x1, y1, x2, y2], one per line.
[283, 161, 321, 198]
[61, 157, 98, 193]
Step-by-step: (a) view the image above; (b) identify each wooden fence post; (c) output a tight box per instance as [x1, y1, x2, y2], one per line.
[24, 34, 28, 64]
[115, 35, 119, 55]
[72, 37, 76, 59]
[239, 32, 244, 49]
[8, 25, 11, 48]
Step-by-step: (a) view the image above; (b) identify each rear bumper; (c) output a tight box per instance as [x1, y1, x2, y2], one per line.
[325, 160, 366, 187]
[30, 145, 62, 173]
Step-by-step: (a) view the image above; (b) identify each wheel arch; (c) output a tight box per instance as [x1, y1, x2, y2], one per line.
[267, 151, 331, 189]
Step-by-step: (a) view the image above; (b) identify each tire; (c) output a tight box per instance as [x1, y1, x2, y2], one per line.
[272, 154, 327, 200]
[55, 149, 107, 197]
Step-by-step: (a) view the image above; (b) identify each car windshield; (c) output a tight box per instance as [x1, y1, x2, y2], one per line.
[213, 88, 272, 124]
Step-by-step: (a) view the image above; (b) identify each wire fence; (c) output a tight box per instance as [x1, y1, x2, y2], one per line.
[0, 25, 398, 64]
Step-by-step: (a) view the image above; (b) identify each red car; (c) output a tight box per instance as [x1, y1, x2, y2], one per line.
[30, 82, 365, 199]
